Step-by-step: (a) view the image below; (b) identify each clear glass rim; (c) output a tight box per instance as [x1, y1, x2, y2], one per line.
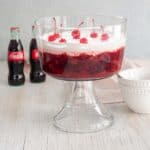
[35, 15, 127, 28]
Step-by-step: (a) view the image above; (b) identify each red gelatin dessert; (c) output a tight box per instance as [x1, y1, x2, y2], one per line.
[40, 29, 125, 80]
[42, 47, 124, 80]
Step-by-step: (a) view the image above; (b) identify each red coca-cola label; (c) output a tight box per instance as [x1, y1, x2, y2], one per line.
[8, 51, 24, 61]
[31, 49, 39, 60]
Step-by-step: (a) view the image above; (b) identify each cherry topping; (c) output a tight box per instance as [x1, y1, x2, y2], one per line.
[49, 17, 60, 41]
[48, 35, 56, 42]
[90, 32, 98, 38]
[80, 37, 88, 44]
[71, 21, 84, 39]
[54, 33, 60, 39]
[101, 33, 109, 41]
[71, 29, 80, 39]
[59, 38, 67, 43]
[48, 33, 60, 42]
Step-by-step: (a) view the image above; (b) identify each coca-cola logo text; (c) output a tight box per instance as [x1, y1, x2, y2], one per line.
[8, 51, 24, 61]
[31, 49, 39, 60]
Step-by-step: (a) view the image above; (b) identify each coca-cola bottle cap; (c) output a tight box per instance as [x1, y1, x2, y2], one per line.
[10, 27, 20, 32]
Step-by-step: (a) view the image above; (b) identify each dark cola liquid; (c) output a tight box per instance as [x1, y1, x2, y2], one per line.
[29, 38, 46, 83]
[8, 39, 25, 85]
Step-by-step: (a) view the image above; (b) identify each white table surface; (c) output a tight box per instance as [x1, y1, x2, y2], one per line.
[0, 61, 150, 150]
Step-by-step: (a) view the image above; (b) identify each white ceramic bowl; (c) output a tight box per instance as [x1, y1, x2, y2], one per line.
[118, 67, 150, 113]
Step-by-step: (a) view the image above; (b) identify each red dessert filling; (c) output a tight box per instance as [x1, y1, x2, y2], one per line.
[41, 47, 124, 80]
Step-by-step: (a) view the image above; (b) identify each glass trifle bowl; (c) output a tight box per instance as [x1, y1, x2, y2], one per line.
[35, 16, 127, 133]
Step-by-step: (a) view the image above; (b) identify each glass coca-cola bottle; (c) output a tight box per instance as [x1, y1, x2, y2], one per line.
[29, 25, 46, 83]
[8, 27, 25, 86]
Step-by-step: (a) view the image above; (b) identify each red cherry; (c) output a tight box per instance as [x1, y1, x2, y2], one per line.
[90, 32, 98, 38]
[48, 35, 56, 42]
[80, 37, 88, 44]
[101, 33, 109, 41]
[59, 38, 67, 43]
[71, 29, 80, 39]
[54, 33, 60, 39]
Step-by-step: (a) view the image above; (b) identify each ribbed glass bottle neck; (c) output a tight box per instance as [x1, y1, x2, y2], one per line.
[11, 30, 20, 40]
[32, 26, 36, 38]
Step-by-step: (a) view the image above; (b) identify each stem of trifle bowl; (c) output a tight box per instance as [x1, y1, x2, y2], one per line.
[35, 15, 127, 133]
[54, 81, 113, 133]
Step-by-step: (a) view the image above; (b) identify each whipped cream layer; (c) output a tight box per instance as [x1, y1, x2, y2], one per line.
[39, 26, 126, 55]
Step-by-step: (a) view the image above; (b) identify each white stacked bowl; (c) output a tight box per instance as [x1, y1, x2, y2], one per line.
[118, 68, 150, 113]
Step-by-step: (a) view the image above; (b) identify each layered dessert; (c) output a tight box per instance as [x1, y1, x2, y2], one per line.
[39, 25, 125, 80]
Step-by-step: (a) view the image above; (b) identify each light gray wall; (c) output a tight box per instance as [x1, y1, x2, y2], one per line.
[0, 0, 150, 60]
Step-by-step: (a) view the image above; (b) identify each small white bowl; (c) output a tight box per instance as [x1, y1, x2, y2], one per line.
[118, 67, 150, 114]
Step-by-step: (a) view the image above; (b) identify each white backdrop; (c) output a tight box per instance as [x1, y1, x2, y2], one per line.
[0, 0, 150, 59]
